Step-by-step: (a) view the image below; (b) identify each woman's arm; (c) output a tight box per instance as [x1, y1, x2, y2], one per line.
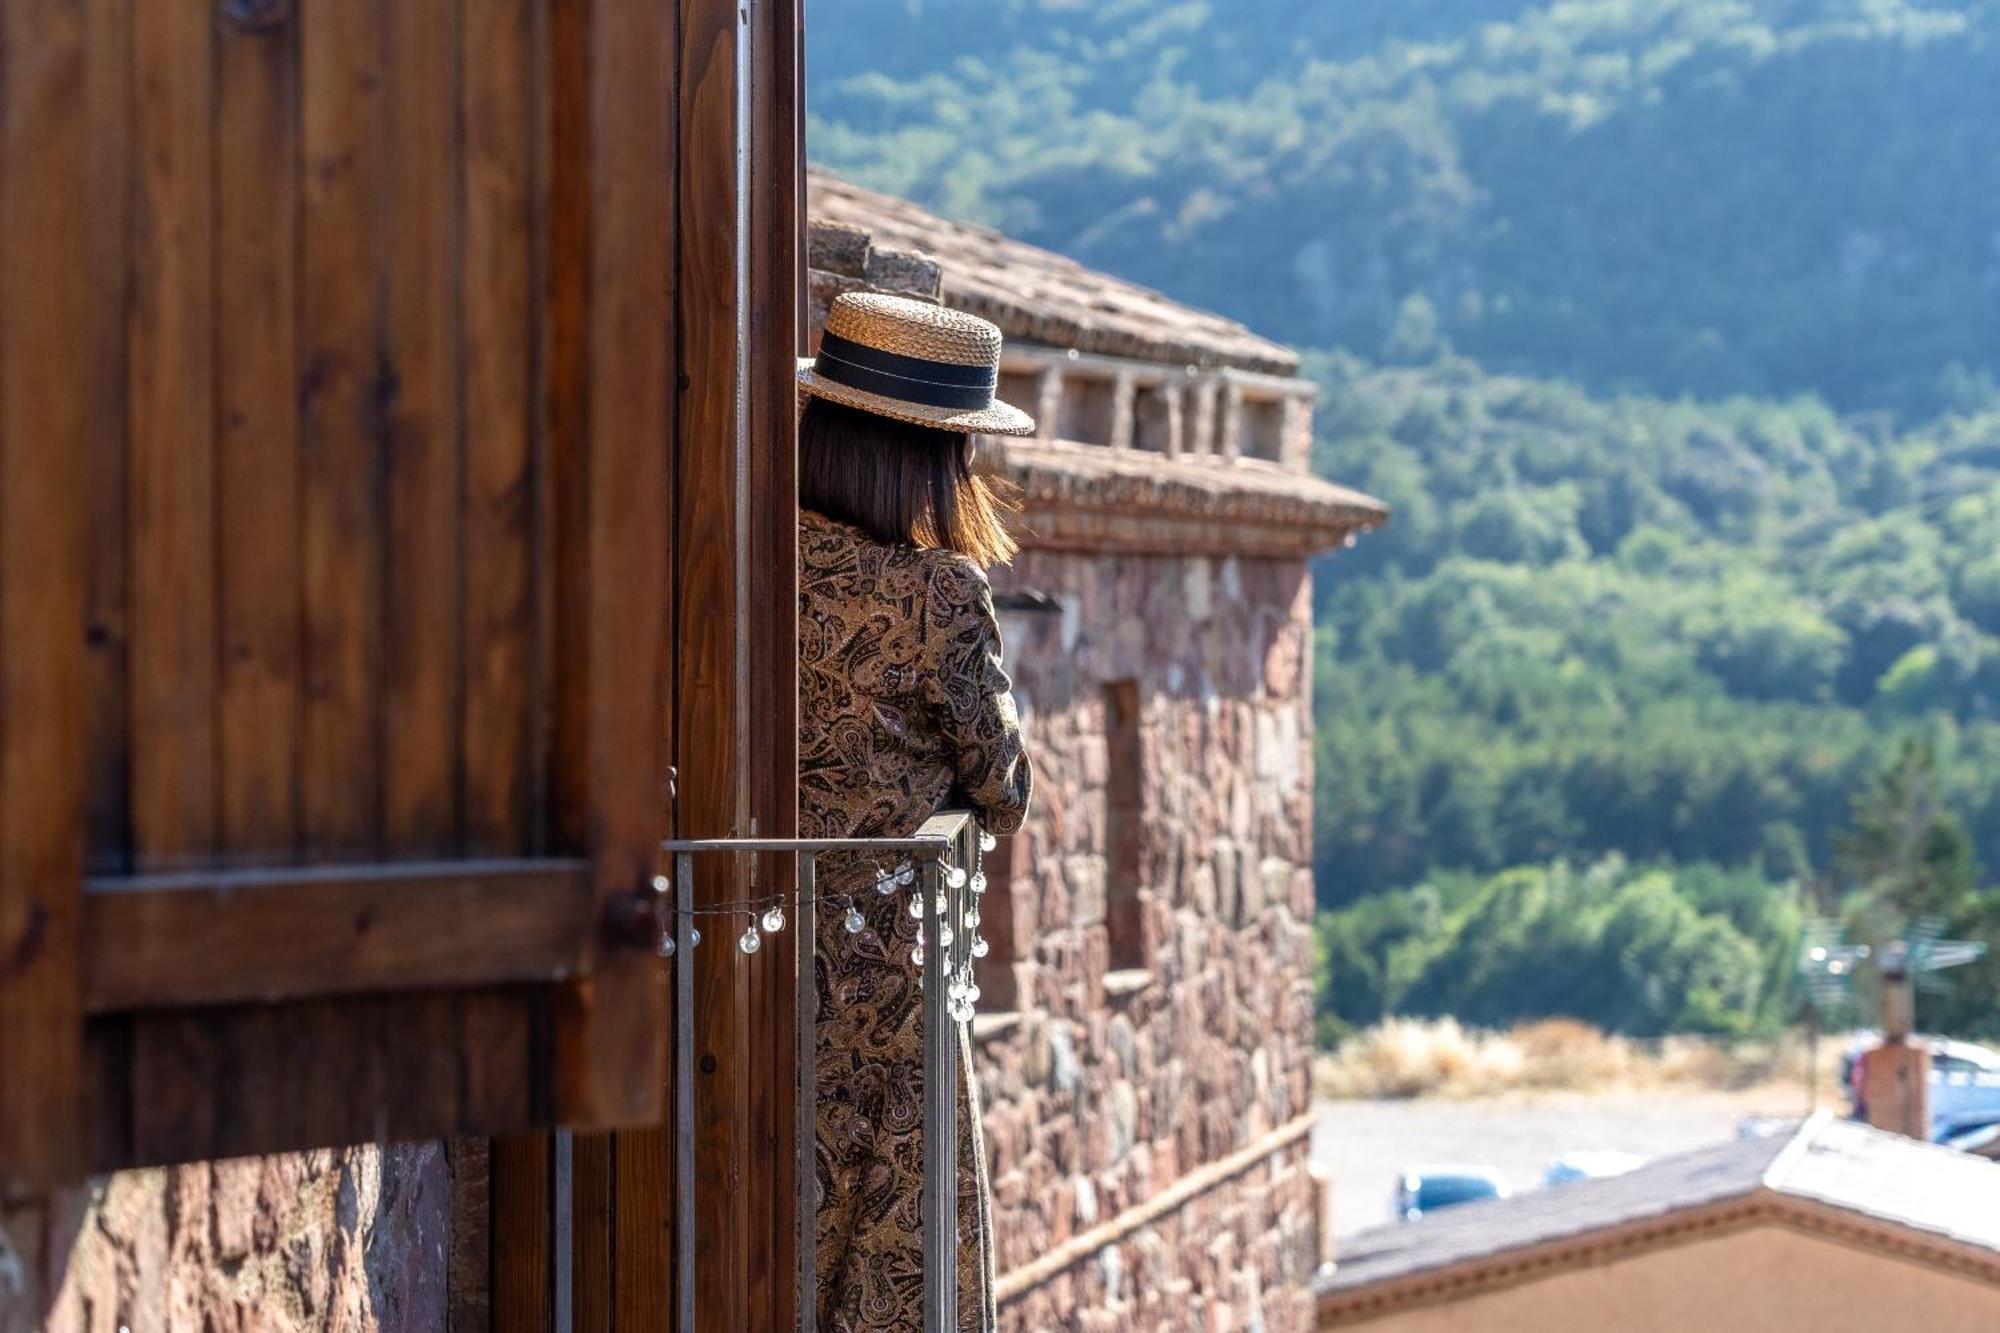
[924, 559, 1033, 836]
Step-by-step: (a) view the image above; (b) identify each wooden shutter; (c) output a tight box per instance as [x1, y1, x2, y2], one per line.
[0, 0, 685, 1187]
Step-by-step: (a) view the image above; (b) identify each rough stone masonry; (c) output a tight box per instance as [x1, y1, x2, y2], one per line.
[809, 172, 1384, 1332]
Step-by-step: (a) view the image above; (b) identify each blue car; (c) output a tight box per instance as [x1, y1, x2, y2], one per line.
[1392, 1165, 1508, 1221]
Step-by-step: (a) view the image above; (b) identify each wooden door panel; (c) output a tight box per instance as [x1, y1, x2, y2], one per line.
[1, 0, 681, 1185]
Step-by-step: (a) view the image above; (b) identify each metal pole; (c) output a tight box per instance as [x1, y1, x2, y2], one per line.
[676, 852, 696, 1332]
[920, 850, 956, 1331]
[554, 1131, 573, 1333]
[797, 853, 819, 1333]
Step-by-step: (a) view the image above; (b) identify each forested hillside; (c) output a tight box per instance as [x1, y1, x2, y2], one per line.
[809, 0, 2000, 1038]
[812, 0, 2000, 416]
[1309, 354, 2000, 1036]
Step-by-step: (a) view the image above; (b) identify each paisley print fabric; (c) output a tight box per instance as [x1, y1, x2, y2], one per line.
[801, 508, 1032, 1333]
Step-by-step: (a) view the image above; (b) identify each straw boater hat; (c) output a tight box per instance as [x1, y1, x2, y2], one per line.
[798, 292, 1037, 436]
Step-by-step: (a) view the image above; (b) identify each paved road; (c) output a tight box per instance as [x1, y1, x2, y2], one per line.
[1312, 1087, 1819, 1237]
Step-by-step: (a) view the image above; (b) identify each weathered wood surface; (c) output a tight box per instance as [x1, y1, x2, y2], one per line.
[6, 0, 804, 1323]
[0, 0, 91, 1191]
[678, 0, 753, 1319]
[747, 1, 807, 1327]
[0, 0, 681, 1182]
[84, 860, 595, 1012]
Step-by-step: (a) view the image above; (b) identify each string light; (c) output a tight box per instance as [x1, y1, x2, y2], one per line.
[657, 835, 997, 1029]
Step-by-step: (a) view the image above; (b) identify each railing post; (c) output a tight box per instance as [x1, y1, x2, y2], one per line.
[675, 851, 696, 1332]
[797, 852, 819, 1333]
[659, 820, 971, 1333]
[921, 844, 958, 1331]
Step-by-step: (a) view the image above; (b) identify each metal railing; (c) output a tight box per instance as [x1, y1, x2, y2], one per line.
[660, 811, 984, 1333]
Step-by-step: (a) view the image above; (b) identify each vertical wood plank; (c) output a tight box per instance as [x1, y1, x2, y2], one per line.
[463, 0, 538, 857]
[128, 0, 217, 873]
[82, 0, 133, 879]
[752, 0, 804, 1304]
[613, 1125, 673, 1328]
[216, 0, 302, 862]
[678, 0, 749, 1325]
[571, 1132, 613, 1333]
[492, 1133, 553, 1333]
[382, 0, 464, 857]
[493, 0, 575, 1315]
[553, 0, 673, 1131]
[746, 0, 803, 1324]
[611, 0, 684, 1318]
[0, 0, 91, 1187]
[299, 0, 385, 858]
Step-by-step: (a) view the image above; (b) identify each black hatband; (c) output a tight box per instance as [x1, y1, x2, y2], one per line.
[813, 331, 997, 410]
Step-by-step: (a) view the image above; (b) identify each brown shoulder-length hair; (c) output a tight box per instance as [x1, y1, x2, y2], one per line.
[799, 396, 1019, 567]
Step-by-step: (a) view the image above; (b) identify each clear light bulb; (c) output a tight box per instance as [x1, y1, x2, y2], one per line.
[739, 925, 762, 955]
[980, 831, 997, 853]
[845, 905, 866, 935]
[761, 905, 785, 934]
[971, 937, 990, 959]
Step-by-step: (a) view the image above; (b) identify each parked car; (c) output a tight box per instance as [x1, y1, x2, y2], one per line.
[1393, 1165, 1508, 1221]
[1844, 1035, 2000, 1143]
[1542, 1151, 1645, 1187]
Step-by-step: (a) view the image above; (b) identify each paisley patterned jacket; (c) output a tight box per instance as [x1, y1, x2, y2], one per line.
[799, 508, 1032, 1333]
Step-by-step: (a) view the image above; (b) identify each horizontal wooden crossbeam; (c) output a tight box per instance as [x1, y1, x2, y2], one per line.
[84, 858, 598, 1013]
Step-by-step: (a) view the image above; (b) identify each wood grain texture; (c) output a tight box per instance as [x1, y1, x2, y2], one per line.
[382, 0, 465, 856]
[128, 0, 217, 872]
[552, 0, 674, 1131]
[81, 0, 133, 880]
[572, 1131, 614, 1333]
[492, 1132, 554, 1333]
[299, 0, 385, 858]
[84, 859, 594, 1012]
[0, 0, 92, 1188]
[462, 0, 539, 857]
[215, 5, 303, 864]
[746, 0, 805, 1320]
[678, 0, 751, 1320]
[112, 990, 541, 1168]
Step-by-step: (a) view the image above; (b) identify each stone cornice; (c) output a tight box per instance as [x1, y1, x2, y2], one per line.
[991, 438, 1388, 560]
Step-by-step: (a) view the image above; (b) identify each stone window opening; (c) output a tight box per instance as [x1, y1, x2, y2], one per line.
[1240, 394, 1286, 462]
[1130, 383, 1175, 453]
[1104, 679, 1148, 978]
[1057, 373, 1117, 445]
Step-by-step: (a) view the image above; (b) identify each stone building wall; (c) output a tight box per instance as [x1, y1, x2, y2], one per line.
[978, 548, 1322, 1332]
[4, 1144, 460, 1333]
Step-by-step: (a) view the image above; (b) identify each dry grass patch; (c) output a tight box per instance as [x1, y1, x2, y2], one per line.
[1317, 1017, 1824, 1100]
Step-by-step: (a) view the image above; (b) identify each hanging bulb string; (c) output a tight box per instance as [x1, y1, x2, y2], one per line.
[660, 829, 998, 960]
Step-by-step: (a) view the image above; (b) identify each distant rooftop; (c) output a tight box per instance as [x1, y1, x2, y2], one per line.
[1320, 1112, 2000, 1324]
[808, 170, 1301, 377]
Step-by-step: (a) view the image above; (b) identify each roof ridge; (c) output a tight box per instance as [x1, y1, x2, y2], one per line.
[1759, 1107, 1835, 1192]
